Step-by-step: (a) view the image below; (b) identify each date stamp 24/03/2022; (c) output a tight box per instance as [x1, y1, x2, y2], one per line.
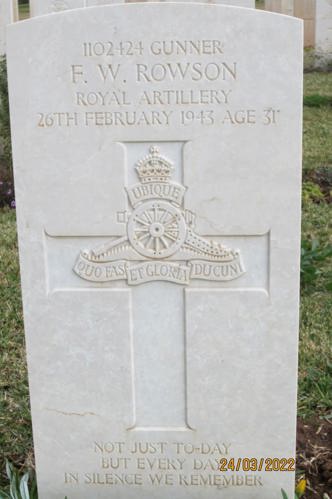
[219, 458, 295, 473]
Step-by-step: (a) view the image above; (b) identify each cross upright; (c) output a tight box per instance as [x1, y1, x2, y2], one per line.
[67, 141, 266, 432]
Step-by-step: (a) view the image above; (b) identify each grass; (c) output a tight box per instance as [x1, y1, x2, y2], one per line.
[18, 4, 30, 21]
[303, 106, 332, 171]
[300, 74, 332, 419]
[0, 73, 331, 487]
[303, 95, 332, 108]
[299, 201, 332, 417]
[303, 73, 332, 172]
[0, 209, 33, 485]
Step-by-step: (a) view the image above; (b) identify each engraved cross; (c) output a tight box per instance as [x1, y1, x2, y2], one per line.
[72, 143, 246, 431]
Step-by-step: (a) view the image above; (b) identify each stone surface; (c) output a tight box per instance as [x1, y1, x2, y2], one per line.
[265, 0, 294, 15]
[12, 0, 19, 21]
[7, 4, 302, 498]
[30, 0, 85, 16]
[30, 0, 254, 17]
[0, 0, 17, 55]
[265, 0, 332, 53]
[294, 0, 315, 47]
[162, 0, 255, 5]
[315, 0, 332, 64]
[265, 0, 315, 47]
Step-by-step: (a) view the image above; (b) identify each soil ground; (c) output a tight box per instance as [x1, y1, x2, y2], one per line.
[297, 417, 332, 498]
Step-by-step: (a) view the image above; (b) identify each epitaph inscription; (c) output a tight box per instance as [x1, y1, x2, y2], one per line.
[74, 146, 245, 285]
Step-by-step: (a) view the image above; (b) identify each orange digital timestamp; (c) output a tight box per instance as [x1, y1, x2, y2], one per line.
[219, 458, 296, 472]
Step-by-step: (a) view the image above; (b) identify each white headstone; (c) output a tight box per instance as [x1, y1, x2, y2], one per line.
[7, 4, 302, 498]
[0, 0, 17, 55]
[13, 0, 19, 21]
[265, 0, 294, 15]
[265, 0, 316, 47]
[315, 0, 332, 64]
[294, 0, 316, 47]
[154, 0, 255, 6]
[30, 0, 86, 17]
[30, 0, 254, 17]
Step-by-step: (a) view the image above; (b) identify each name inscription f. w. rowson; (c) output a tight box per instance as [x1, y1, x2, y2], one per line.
[37, 38, 280, 130]
[74, 146, 245, 285]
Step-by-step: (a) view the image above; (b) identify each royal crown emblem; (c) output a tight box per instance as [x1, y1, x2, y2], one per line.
[136, 145, 173, 183]
[74, 146, 245, 285]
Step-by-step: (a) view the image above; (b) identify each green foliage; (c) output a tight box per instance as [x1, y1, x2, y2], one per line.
[299, 200, 331, 417]
[0, 462, 69, 499]
[302, 181, 325, 204]
[304, 166, 332, 204]
[303, 94, 332, 108]
[301, 238, 332, 291]
[0, 57, 12, 181]
[280, 489, 299, 499]
[281, 478, 307, 499]
[298, 361, 332, 415]
[0, 209, 31, 488]
[313, 166, 332, 202]
[304, 73, 332, 96]
[303, 105, 332, 171]
[0, 461, 37, 499]
[302, 74, 332, 172]
[18, 4, 29, 20]
[299, 287, 332, 417]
